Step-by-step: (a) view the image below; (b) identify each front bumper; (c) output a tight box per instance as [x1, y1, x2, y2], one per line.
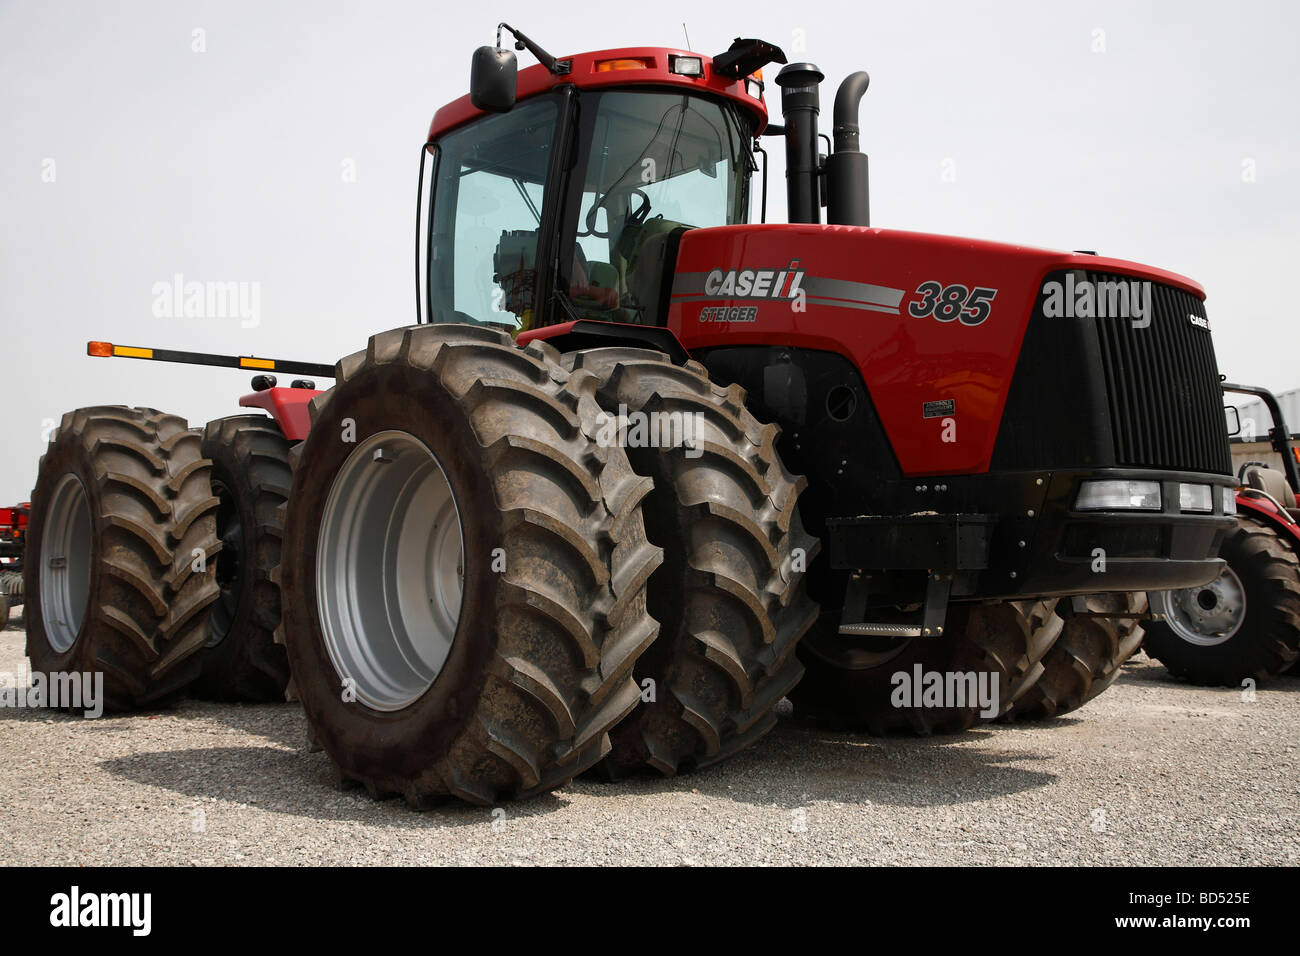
[825, 468, 1235, 602]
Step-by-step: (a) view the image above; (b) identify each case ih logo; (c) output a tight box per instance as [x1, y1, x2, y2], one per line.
[674, 266, 905, 317]
[703, 260, 806, 299]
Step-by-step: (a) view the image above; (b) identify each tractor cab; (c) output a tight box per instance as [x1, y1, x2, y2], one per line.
[418, 36, 773, 334]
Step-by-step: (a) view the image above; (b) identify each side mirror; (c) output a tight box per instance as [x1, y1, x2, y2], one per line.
[1225, 405, 1242, 437]
[471, 46, 517, 113]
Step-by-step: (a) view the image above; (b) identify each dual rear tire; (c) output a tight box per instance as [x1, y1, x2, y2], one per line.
[25, 407, 219, 710]
[191, 415, 293, 702]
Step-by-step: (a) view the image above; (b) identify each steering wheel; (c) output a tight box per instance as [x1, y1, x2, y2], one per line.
[581, 187, 651, 238]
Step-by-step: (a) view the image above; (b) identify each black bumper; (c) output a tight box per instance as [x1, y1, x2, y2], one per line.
[825, 468, 1235, 601]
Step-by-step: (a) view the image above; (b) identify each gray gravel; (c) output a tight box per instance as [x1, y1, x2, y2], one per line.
[2, 618, 1298, 866]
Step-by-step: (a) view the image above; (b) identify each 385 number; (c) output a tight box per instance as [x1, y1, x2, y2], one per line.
[907, 282, 997, 326]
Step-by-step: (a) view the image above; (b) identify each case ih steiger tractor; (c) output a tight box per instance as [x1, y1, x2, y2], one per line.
[1144, 384, 1300, 684]
[25, 28, 1238, 804]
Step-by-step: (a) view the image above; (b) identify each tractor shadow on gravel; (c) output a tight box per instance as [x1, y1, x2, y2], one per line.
[568, 717, 1060, 811]
[97, 740, 567, 828]
[94, 699, 558, 828]
[168, 698, 305, 748]
[1119, 656, 1300, 693]
[93, 707, 1058, 824]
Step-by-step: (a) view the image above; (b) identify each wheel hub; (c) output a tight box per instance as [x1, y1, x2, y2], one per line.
[316, 430, 464, 712]
[1158, 565, 1246, 646]
[39, 474, 92, 653]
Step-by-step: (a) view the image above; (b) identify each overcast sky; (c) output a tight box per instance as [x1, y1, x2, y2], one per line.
[2, 0, 1298, 502]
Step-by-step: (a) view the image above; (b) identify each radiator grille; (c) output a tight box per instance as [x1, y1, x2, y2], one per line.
[1088, 272, 1231, 474]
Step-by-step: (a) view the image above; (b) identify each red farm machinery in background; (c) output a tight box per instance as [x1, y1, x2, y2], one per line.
[1144, 384, 1300, 684]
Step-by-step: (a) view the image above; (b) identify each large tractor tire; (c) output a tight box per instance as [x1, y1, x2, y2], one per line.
[791, 598, 1060, 734]
[276, 326, 662, 806]
[0, 593, 8, 631]
[24, 407, 219, 710]
[562, 349, 820, 778]
[1000, 592, 1146, 721]
[1144, 517, 1300, 685]
[191, 415, 293, 702]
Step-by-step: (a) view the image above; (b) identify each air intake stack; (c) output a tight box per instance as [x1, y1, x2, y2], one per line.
[775, 62, 825, 224]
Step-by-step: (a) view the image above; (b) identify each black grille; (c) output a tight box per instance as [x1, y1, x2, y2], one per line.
[1087, 271, 1231, 474]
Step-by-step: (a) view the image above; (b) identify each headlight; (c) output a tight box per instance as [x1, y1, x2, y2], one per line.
[669, 55, 704, 77]
[1223, 487, 1237, 515]
[1178, 483, 1213, 513]
[1075, 479, 1162, 511]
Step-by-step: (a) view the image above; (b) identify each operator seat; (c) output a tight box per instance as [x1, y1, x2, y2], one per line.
[571, 259, 621, 315]
[614, 217, 691, 325]
[1240, 462, 1300, 521]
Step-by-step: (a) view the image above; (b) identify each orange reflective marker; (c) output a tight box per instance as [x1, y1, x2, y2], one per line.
[594, 57, 652, 72]
[87, 341, 113, 357]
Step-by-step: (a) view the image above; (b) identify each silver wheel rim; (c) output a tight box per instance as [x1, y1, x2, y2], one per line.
[317, 430, 464, 711]
[1160, 565, 1246, 647]
[40, 474, 92, 653]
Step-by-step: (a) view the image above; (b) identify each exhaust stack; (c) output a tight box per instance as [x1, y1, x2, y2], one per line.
[827, 71, 871, 226]
[775, 62, 824, 224]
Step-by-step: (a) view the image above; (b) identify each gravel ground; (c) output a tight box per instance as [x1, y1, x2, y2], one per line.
[2, 617, 1298, 866]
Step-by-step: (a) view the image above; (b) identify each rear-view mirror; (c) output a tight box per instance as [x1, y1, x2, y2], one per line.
[471, 46, 517, 113]
[1225, 405, 1242, 437]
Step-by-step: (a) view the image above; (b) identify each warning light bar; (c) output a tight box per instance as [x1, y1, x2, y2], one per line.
[86, 341, 334, 378]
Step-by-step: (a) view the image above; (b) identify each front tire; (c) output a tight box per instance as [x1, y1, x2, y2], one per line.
[791, 599, 1060, 734]
[24, 407, 219, 710]
[1000, 592, 1146, 721]
[277, 326, 662, 805]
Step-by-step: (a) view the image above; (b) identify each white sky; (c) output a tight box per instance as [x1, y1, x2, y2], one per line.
[2, 0, 1298, 502]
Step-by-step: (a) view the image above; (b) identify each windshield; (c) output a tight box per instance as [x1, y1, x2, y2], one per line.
[427, 96, 558, 328]
[564, 90, 751, 325]
[424, 88, 752, 332]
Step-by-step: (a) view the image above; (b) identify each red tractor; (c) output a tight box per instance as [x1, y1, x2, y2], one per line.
[26, 28, 1236, 803]
[1144, 384, 1300, 684]
[0, 502, 28, 630]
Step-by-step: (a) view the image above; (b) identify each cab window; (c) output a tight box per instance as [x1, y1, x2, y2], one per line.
[427, 97, 558, 329]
